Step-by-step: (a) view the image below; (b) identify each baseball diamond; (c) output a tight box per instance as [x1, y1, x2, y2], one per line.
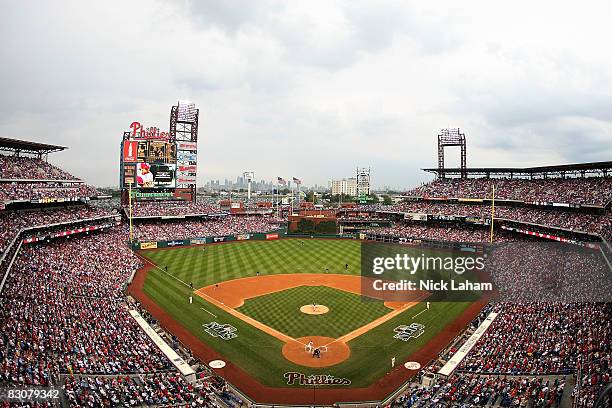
[129, 238, 484, 403]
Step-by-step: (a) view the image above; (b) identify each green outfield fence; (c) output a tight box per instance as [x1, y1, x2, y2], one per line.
[130, 229, 359, 251]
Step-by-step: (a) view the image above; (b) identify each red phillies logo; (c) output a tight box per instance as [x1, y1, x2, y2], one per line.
[129, 121, 170, 140]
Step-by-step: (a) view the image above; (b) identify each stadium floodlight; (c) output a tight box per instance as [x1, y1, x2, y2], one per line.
[244, 171, 255, 201]
[437, 128, 467, 178]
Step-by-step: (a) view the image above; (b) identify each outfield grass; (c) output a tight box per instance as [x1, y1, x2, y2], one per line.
[140, 238, 476, 388]
[237, 285, 392, 338]
[143, 239, 362, 288]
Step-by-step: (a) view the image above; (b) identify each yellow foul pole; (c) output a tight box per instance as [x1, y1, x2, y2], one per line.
[489, 184, 495, 243]
[128, 182, 133, 243]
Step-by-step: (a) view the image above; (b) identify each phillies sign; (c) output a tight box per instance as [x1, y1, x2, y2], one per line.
[284, 372, 351, 386]
[129, 121, 171, 140]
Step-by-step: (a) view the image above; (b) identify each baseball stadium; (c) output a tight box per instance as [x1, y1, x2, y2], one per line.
[0, 100, 610, 407]
[2, 2, 612, 406]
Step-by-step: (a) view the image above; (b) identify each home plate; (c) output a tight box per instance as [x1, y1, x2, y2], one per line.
[404, 361, 421, 370]
[209, 360, 226, 369]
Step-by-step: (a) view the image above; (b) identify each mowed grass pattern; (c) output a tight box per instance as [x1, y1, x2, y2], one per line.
[143, 239, 362, 288]
[141, 239, 477, 388]
[237, 285, 392, 338]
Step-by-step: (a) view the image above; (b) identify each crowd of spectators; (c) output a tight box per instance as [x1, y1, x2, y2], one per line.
[365, 223, 522, 243]
[0, 156, 79, 181]
[406, 177, 612, 206]
[0, 181, 98, 202]
[64, 373, 223, 407]
[456, 302, 611, 407]
[128, 201, 219, 217]
[460, 303, 610, 375]
[338, 202, 612, 240]
[0, 205, 117, 254]
[132, 215, 279, 241]
[391, 374, 566, 407]
[0, 229, 173, 387]
[486, 243, 611, 303]
[573, 353, 610, 408]
[396, 202, 611, 238]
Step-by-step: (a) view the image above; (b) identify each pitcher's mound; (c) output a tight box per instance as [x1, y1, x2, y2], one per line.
[282, 336, 350, 367]
[300, 305, 329, 315]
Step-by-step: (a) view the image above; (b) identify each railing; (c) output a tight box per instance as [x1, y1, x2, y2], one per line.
[0, 240, 22, 295]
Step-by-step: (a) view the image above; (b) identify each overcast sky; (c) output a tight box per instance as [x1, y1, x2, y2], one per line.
[1, 0, 611, 189]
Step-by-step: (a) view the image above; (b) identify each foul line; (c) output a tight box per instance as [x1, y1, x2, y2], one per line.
[412, 309, 427, 319]
[200, 307, 217, 318]
[194, 288, 303, 346]
[326, 291, 429, 348]
[133, 251, 191, 289]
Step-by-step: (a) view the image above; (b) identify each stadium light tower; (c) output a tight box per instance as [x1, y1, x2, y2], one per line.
[437, 128, 467, 179]
[244, 171, 255, 201]
[170, 101, 199, 202]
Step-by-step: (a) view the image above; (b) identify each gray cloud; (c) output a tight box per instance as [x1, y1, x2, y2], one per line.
[1, 0, 611, 189]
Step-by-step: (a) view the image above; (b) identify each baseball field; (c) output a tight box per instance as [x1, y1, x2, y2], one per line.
[130, 238, 485, 404]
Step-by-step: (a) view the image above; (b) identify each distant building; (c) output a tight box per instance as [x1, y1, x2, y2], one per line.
[331, 178, 357, 196]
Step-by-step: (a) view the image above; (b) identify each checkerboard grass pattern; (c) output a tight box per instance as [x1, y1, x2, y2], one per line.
[142, 238, 362, 288]
[237, 285, 391, 339]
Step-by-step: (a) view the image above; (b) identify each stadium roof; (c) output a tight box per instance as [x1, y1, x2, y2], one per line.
[0, 137, 67, 155]
[423, 161, 612, 177]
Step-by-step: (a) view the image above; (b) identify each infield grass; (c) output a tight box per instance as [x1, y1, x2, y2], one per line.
[238, 285, 392, 338]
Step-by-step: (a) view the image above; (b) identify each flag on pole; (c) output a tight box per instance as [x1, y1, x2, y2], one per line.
[277, 177, 286, 185]
[292, 177, 301, 185]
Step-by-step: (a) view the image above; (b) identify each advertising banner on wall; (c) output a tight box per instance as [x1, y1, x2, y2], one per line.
[177, 175, 197, 184]
[132, 191, 174, 199]
[176, 139, 197, 185]
[177, 141, 197, 151]
[404, 213, 428, 221]
[178, 165, 197, 172]
[465, 216, 485, 224]
[140, 242, 158, 250]
[123, 164, 136, 186]
[178, 151, 197, 162]
[123, 141, 138, 162]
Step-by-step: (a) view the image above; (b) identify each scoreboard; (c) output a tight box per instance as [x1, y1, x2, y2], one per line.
[119, 102, 199, 202]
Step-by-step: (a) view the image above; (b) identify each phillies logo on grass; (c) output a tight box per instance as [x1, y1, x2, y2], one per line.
[284, 372, 351, 386]
[203, 322, 237, 340]
[393, 323, 425, 341]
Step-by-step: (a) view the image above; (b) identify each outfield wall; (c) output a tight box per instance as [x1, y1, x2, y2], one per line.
[132, 230, 357, 250]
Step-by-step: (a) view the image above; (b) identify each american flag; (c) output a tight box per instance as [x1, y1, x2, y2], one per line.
[292, 177, 301, 185]
[277, 177, 286, 185]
